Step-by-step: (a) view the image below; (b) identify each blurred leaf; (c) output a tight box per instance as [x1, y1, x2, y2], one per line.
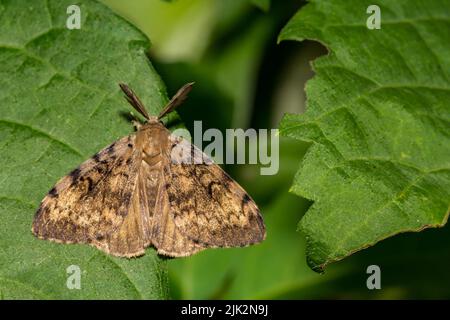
[251, 0, 270, 11]
[102, 0, 274, 62]
[169, 191, 334, 299]
[327, 221, 450, 299]
[269, 41, 327, 127]
[103, 0, 216, 62]
[236, 138, 309, 206]
[153, 62, 234, 133]
[168, 136, 331, 299]
[0, 0, 169, 299]
[220, 192, 318, 299]
[155, 14, 275, 131]
[211, 17, 273, 128]
[279, 0, 450, 271]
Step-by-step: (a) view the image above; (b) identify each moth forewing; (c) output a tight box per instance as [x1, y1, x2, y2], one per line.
[32, 135, 144, 257]
[32, 83, 266, 258]
[165, 133, 266, 250]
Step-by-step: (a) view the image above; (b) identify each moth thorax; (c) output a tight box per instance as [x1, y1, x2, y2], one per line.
[148, 116, 159, 123]
[139, 124, 167, 159]
[142, 139, 161, 158]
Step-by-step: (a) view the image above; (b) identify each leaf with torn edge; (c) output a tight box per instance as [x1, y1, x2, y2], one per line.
[279, 0, 450, 271]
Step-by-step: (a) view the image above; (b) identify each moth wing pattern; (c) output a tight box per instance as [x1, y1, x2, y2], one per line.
[32, 134, 144, 256]
[163, 134, 266, 250]
[32, 82, 267, 258]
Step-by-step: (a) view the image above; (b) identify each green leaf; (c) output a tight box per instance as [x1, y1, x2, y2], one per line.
[279, 0, 450, 271]
[0, 0, 169, 299]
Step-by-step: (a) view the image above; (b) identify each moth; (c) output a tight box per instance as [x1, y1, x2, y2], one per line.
[32, 83, 266, 258]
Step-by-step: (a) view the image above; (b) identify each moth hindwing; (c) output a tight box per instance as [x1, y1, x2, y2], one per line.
[32, 83, 266, 257]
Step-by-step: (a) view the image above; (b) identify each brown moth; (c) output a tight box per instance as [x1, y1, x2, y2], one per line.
[32, 83, 266, 258]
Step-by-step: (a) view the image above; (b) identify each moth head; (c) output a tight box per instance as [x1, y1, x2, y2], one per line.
[119, 82, 194, 124]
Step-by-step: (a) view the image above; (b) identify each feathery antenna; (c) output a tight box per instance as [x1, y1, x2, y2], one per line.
[119, 83, 151, 120]
[120, 82, 194, 121]
[158, 82, 195, 120]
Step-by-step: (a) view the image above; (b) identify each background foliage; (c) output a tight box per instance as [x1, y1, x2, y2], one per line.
[0, 0, 448, 299]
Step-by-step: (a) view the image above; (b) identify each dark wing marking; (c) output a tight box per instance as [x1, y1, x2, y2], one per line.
[32, 135, 143, 256]
[163, 135, 266, 249]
